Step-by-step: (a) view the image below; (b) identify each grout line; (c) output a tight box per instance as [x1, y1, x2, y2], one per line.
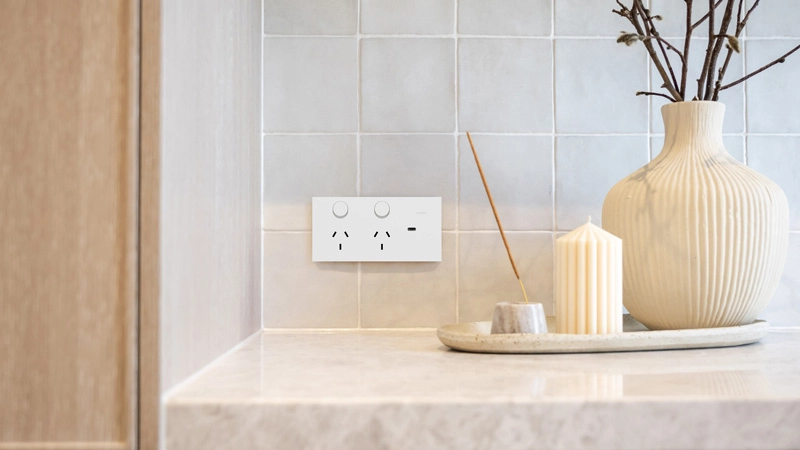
[646, 31, 653, 161]
[260, 132, 800, 137]
[454, 0, 460, 325]
[262, 229, 561, 234]
[742, 133, 800, 137]
[260, 0, 265, 329]
[742, 21, 749, 166]
[259, 34, 800, 40]
[262, 34, 629, 39]
[550, 0, 556, 234]
[742, 36, 800, 40]
[262, 230, 313, 234]
[653, 35, 800, 41]
[356, 0, 362, 329]
[262, 131, 800, 137]
[262, 132, 663, 137]
[550, 0, 558, 316]
[261, 327, 440, 332]
[260, 325, 800, 332]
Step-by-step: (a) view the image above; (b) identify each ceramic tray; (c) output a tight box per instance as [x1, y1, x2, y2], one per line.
[437, 315, 769, 354]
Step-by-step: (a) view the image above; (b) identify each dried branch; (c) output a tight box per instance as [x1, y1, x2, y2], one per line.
[634, 0, 681, 93]
[618, 33, 685, 60]
[681, 0, 694, 98]
[711, 0, 746, 100]
[735, 0, 745, 28]
[711, 38, 738, 101]
[636, 91, 677, 102]
[690, 0, 725, 30]
[741, 0, 761, 28]
[720, 44, 800, 91]
[614, 1, 683, 101]
[697, 0, 716, 99]
[614, 0, 785, 102]
[703, 0, 736, 100]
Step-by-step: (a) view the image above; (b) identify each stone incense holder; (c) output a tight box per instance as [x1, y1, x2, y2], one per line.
[491, 302, 548, 334]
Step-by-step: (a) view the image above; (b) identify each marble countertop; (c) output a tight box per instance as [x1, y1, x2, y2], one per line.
[167, 329, 800, 450]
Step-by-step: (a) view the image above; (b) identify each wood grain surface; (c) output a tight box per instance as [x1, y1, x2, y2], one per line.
[0, 1, 138, 448]
[139, 0, 160, 448]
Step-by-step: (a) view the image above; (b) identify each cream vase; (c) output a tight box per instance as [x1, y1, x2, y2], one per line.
[602, 101, 789, 330]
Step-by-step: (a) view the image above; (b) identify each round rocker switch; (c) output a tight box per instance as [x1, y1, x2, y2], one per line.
[332, 201, 349, 218]
[374, 201, 390, 218]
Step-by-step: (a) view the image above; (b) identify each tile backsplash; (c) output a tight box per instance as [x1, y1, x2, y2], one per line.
[262, 0, 800, 328]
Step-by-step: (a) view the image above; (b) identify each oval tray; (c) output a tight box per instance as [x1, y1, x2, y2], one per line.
[437, 315, 769, 354]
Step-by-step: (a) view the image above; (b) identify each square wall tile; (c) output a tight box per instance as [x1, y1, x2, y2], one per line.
[649, 39, 744, 133]
[761, 233, 800, 326]
[651, 135, 745, 162]
[459, 232, 554, 322]
[361, 234, 456, 327]
[361, 0, 454, 35]
[458, 0, 551, 36]
[459, 135, 553, 231]
[263, 232, 358, 327]
[746, 39, 800, 133]
[361, 135, 457, 230]
[458, 39, 552, 132]
[264, 38, 357, 132]
[555, 0, 631, 36]
[649, 0, 719, 38]
[556, 136, 649, 230]
[264, 0, 357, 35]
[263, 135, 357, 230]
[361, 38, 455, 132]
[747, 136, 800, 230]
[555, 39, 648, 133]
[746, 0, 800, 37]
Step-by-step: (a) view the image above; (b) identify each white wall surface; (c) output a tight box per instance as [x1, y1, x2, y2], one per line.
[262, 0, 800, 328]
[161, 0, 262, 390]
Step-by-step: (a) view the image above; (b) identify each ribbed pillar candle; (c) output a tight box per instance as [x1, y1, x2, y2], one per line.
[556, 218, 623, 334]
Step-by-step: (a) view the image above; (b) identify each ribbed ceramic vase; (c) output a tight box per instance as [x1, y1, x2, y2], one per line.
[602, 101, 789, 330]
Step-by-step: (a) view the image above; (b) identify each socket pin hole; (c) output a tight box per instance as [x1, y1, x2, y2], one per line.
[386, 232, 390, 237]
[408, 227, 416, 231]
[344, 231, 349, 237]
[338, 243, 342, 250]
[332, 231, 337, 237]
[381, 243, 384, 250]
[373, 231, 379, 237]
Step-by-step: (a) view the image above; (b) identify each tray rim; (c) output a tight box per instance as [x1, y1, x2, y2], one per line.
[436, 317, 770, 354]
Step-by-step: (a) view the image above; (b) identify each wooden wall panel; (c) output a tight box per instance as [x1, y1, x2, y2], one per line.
[139, 0, 160, 448]
[0, 1, 138, 448]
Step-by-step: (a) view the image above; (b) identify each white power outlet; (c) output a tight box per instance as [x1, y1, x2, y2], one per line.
[312, 197, 441, 262]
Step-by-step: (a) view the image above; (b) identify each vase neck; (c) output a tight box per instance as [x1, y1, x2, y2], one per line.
[661, 101, 726, 157]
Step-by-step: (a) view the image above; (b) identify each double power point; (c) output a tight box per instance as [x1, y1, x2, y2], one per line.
[311, 197, 442, 262]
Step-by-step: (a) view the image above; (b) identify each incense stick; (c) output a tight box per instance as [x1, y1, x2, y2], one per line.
[465, 132, 530, 304]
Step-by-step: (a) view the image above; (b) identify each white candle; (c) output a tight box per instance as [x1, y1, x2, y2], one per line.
[556, 217, 623, 334]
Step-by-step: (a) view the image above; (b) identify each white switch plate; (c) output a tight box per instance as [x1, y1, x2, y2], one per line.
[312, 197, 442, 262]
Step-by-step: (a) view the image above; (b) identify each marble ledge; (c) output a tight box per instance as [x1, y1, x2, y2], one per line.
[166, 329, 800, 450]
